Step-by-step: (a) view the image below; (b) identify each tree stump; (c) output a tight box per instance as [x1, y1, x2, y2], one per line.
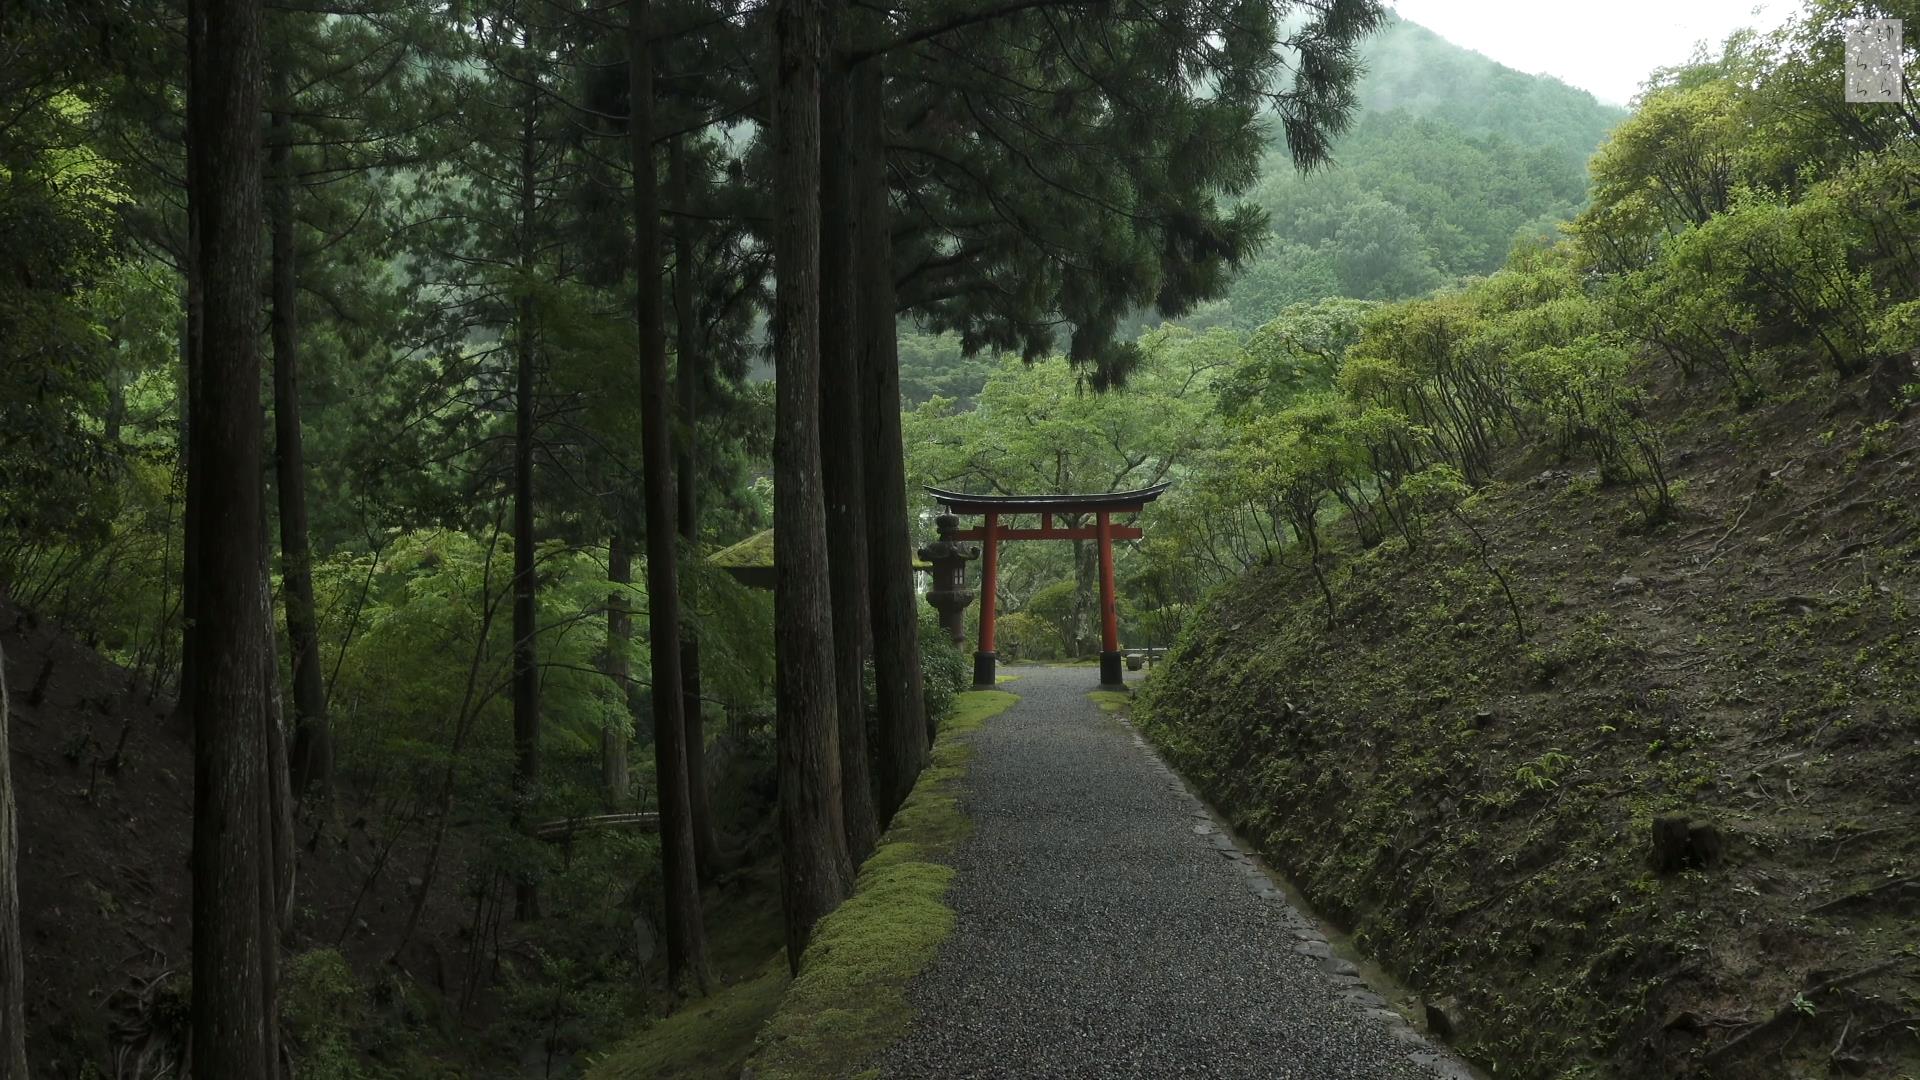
[1651, 815, 1724, 872]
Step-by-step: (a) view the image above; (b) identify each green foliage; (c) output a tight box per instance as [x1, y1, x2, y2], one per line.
[320, 531, 600, 788]
[1327, 198, 1447, 300]
[1513, 750, 1573, 792]
[687, 559, 778, 714]
[892, 0, 1389, 387]
[283, 950, 367, 1080]
[1216, 243, 1343, 328]
[985, 611, 1047, 662]
[1019, 580, 1083, 660]
[587, 958, 789, 1080]
[0, 98, 137, 547]
[1510, 338, 1670, 515]
[0, 126, 186, 673]
[1649, 188, 1875, 380]
[1569, 22, 1920, 397]
[918, 605, 968, 725]
[1729, 1, 1920, 182]
[1578, 77, 1742, 252]
[898, 329, 998, 408]
[1219, 298, 1377, 418]
[301, 525, 785, 904]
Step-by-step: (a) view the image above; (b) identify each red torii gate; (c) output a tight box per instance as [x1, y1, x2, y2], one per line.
[926, 483, 1169, 688]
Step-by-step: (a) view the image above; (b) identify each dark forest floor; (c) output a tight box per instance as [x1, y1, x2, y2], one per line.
[5, 603, 197, 1076]
[2, 601, 518, 1075]
[3, 597, 787, 1078]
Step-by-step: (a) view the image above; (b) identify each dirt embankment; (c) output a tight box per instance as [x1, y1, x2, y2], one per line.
[1, 602, 508, 1076]
[4, 593, 798, 1078]
[3, 604, 197, 1074]
[1137, 372, 1920, 1079]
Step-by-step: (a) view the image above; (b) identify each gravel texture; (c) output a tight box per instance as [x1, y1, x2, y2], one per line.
[875, 664, 1474, 1080]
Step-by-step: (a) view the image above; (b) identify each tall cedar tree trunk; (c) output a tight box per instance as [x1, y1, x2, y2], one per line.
[510, 29, 542, 921]
[669, 143, 723, 880]
[185, 0, 283, 1073]
[630, 0, 712, 992]
[256, 496, 297, 964]
[850, 44, 928, 817]
[819, 24, 880, 867]
[772, 0, 856, 969]
[0, 643, 26, 1077]
[173, 115, 203, 742]
[269, 68, 332, 804]
[601, 532, 633, 807]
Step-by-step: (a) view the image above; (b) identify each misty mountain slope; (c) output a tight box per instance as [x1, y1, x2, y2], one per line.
[1358, 14, 1628, 166]
[1171, 14, 1630, 333]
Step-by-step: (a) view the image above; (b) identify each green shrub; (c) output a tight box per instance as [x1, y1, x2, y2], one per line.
[283, 949, 366, 1080]
[918, 605, 968, 724]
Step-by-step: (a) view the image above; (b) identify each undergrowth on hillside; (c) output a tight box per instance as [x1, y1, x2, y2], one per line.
[1137, 20, 1920, 1076]
[1139, 383, 1920, 1080]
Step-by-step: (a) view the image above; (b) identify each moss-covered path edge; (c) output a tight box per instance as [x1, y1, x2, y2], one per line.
[741, 689, 1019, 1079]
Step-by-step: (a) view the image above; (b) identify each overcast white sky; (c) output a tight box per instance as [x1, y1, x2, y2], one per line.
[1387, 1, 1795, 106]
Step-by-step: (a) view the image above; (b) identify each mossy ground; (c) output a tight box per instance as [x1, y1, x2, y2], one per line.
[1136, 371, 1920, 1079]
[584, 876, 787, 1080]
[586, 958, 788, 1080]
[741, 689, 1019, 1079]
[587, 690, 1017, 1080]
[1087, 689, 1130, 714]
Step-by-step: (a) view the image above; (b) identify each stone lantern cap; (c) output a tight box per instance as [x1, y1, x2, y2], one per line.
[918, 513, 980, 564]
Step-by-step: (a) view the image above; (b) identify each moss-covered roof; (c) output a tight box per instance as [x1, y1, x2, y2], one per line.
[710, 528, 777, 569]
[708, 527, 935, 578]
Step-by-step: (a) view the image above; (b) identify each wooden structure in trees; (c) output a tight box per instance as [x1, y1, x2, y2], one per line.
[925, 484, 1169, 687]
[708, 528, 933, 591]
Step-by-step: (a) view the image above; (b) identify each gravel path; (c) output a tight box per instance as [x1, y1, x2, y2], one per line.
[875, 664, 1474, 1080]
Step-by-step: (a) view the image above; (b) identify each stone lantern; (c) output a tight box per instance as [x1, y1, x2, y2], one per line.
[917, 513, 978, 647]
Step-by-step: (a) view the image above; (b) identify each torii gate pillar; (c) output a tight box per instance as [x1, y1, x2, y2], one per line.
[1096, 510, 1122, 686]
[926, 484, 1168, 689]
[975, 510, 1001, 686]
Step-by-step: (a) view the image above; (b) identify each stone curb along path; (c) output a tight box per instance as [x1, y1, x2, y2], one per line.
[876, 665, 1480, 1080]
[1135, 731, 1475, 1080]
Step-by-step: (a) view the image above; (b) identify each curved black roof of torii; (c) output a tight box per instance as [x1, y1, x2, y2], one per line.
[926, 483, 1170, 515]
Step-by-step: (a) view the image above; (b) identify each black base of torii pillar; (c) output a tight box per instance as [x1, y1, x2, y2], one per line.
[975, 504, 1003, 687]
[924, 484, 1169, 690]
[974, 650, 997, 689]
[1094, 506, 1124, 688]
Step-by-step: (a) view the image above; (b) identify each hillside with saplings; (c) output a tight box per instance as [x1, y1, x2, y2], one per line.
[1136, 10, 1920, 1079]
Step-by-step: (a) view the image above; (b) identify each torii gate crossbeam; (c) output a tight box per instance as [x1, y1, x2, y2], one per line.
[925, 484, 1169, 688]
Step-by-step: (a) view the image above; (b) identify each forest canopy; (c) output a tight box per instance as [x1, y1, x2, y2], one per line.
[0, 0, 1392, 1074]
